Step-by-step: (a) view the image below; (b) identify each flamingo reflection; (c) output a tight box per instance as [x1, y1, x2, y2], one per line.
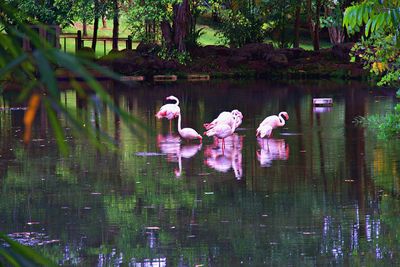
[256, 138, 289, 167]
[204, 134, 243, 179]
[157, 134, 202, 177]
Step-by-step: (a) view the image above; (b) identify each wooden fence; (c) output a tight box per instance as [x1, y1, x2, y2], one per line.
[60, 30, 133, 55]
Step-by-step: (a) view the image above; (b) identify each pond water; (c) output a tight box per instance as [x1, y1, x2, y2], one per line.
[1, 79, 400, 266]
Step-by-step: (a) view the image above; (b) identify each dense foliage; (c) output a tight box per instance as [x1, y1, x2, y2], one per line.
[4, 0, 75, 26]
[343, 0, 400, 86]
[343, 0, 400, 138]
[213, 1, 265, 47]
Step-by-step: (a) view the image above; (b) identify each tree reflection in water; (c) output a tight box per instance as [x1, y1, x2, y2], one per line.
[1, 80, 400, 265]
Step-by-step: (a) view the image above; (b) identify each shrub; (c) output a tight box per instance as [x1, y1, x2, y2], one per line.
[216, 9, 265, 48]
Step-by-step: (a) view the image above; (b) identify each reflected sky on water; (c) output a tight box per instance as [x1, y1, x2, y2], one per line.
[1, 79, 400, 266]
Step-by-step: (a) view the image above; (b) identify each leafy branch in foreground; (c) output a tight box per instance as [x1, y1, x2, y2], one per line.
[1, 2, 151, 264]
[0, 233, 57, 267]
[0, 2, 149, 154]
[343, 0, 400, 138]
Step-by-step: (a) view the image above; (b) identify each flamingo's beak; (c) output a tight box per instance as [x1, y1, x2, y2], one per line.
[285, 113, 289, 120]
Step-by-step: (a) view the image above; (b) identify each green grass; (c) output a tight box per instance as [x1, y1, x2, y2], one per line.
[197, 24, 222, 46]
[63, 18, 131, 38]
[61, 16, 332, 57]
[61, 17, 137, 57]
[60, 37, 138, 57]
[298, 39, 332, 50]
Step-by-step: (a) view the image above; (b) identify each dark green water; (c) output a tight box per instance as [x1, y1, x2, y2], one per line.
[1, 79, 400, 266]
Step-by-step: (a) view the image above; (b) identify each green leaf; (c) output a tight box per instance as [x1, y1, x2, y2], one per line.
[44, 98, 68, 155]
[33, 50, 59, 98]
[0, 53, 28, 78]
[357, 4, 365, 26]
[0, 233, 57, 267]
[0, 250, 19, 266]
[390, 9, 399, 28]
[365, 19, 372, 37]
[375, 13, 386, 31]
[363, 5, 370, 24]
[371, 14, 379, 33]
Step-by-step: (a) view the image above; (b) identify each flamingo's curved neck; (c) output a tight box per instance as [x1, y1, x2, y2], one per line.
[171, 96, 179, 106]
[177, 113, 182, 133]
[278, 113, 286, 126]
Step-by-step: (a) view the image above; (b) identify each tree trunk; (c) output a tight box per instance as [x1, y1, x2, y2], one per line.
[112, 0, 119, 50]
[293, 1, 301, 48]
[160, 21, 173, 48]
[313, 0, 321, 51]
[92, 0, 100, 50]
[306, 0, 315, 48]
[324, 6, 344, 44]
[173, 0, 190, 52]
[328, 27, 344, 44]
[82, 18, 88, 37]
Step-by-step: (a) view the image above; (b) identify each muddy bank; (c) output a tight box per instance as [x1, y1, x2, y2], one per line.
[98, 42, 367, 80]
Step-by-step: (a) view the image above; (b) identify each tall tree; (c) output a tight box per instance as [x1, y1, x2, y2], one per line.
[92, 0, 100, 50]
[172, 0, 190, 52]
[127, 0, 193, 51]
[73, 0, 94, 37]
[293, 0, 302, 48]
[313, 0, 321, 50]
[322, 0, 345, 44]
[112, 0, 119, 50]
[307, 0, 321, 51]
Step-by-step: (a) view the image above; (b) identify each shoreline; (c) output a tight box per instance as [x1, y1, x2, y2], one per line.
[98, 42, 368, 81]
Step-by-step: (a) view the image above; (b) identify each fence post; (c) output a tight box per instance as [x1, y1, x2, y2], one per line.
[76, 30, 82, 52]
[126, 35, 132, 50]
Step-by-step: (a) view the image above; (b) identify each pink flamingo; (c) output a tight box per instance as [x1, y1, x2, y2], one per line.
[177, 113, 202, 142]
[256, 111, 289, 138]
[205, 124, 234, 152]
[204, 115, 241, 153]
[204, 114, 243, 153]
[204, 109, 243, 130]
[156, 95, 180, 132]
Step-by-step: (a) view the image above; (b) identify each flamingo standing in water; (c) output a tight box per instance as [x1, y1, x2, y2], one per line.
[204, 114, 242, 153]
[156, 95, 180, 132]
[204, 109, 243, 130]
[177, 113, 202, 142]
[256, 111, 289, 138]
